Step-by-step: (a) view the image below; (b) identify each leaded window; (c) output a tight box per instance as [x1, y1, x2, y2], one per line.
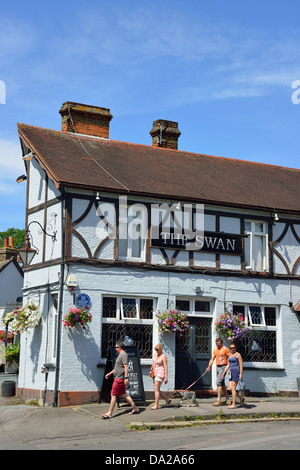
[233, 304, 278, 363]
[101, 296, 154, 359]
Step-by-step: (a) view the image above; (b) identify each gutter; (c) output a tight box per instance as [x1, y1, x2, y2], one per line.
[52, 187, 65, 407]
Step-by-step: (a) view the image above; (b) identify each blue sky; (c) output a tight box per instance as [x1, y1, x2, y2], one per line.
[1, 0, 300, 232]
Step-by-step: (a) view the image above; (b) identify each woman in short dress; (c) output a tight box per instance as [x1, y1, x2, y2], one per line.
[149, 344, 171, 410]
[222, 343, 244, 408]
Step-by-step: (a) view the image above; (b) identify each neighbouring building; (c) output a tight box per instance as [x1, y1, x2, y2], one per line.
[16, 101, 300, 406]
[0, 237, 23, 308]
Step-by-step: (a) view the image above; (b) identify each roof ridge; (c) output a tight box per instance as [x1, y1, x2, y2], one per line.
[17, 122, 300, 173]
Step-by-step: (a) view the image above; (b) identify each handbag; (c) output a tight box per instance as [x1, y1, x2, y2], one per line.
[150, 369, 155, 379]
[237, 379, 245, 392]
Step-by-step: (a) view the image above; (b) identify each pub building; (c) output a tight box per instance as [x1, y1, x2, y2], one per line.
[15, 102, 300, 406]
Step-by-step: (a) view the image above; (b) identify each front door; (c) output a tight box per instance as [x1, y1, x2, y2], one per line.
[175, 317, 212, 390]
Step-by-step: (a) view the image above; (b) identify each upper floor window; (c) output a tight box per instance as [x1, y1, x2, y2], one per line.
[118, 203, 147, 262]
[244, 220, 268, 271]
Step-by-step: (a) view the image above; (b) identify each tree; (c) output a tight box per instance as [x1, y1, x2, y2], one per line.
[0, 228, 25, 248]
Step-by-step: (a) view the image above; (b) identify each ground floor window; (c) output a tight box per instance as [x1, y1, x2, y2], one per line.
[101, 296, 154, 359]
[233, 304, 278, 363]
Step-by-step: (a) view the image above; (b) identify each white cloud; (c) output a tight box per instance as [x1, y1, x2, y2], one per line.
[0, 139, 24, 194]
[47, 5, 300, 111]
[0, 139, 23, 173]
[2, 5, 300, 114]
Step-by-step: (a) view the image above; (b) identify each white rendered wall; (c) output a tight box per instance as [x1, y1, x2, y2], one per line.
[18, 181, 300, 397]
[19, 264, 300, 396]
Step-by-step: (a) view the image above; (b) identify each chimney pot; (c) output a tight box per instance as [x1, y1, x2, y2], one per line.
[8, 236, 14, 248]
[3, 238, 8, 247]
[150, 119, 181, 150]
[59, 101, 113, 139]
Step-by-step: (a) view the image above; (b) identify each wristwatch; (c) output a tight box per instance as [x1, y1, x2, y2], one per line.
[124, 376, 128, 379]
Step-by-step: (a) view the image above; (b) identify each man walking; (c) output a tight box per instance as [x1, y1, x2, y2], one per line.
[206, 337, 231, 406]
[101, 341, 140, 419]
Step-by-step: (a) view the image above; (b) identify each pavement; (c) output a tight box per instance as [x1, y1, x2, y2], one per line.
[79, 395, 300, 427]
[0, 393, 300, 432]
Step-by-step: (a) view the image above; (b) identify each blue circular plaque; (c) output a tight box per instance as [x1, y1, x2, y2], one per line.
[75, 293, 92, 309]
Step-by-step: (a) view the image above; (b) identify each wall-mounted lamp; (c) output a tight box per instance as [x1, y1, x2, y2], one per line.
[16, 175, 27, 183]
[18, 233, 37, 266]
[272, 211, 280, 225]
[22, 152, 33, 161]
[18, 220, 57, 266]
[176, 202, 182, 210]
[95, 192, 100, 201]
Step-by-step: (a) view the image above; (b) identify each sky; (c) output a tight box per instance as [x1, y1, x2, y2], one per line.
[1, 0, 300, 232]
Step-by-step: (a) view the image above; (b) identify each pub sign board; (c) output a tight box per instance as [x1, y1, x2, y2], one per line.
[151, 228, 245, 256]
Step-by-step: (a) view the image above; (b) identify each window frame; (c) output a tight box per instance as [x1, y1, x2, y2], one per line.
[175, 297, 213, 317]
[118, 203, 147, 262]
[232, 303, 280, 367]
[233, 304, 277, 328]
[244, 219, 269, 272]
[101, 295, 155, 360]
[102, 295, 155, 321]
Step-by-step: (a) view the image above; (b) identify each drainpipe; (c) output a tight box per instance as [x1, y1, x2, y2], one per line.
[53, 187, 66, 407]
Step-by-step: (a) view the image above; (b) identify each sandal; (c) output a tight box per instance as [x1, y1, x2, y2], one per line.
[101, 414, 111, 419]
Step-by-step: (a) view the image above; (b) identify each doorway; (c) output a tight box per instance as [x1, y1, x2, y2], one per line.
[175, 317, 212, 390]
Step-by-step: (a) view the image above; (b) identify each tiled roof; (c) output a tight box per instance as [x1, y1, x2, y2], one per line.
[18, 123, 300, 213]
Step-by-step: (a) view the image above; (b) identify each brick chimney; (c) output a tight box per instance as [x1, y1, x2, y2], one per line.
[150, 119, 181, 150]
[0, 237, 18, 263]
[59, 102, 113, 139]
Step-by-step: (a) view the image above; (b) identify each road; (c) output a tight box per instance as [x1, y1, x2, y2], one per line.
[71, 420, 300, 451]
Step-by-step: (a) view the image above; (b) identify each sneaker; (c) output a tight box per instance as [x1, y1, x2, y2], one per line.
[213, 400, 221, 406]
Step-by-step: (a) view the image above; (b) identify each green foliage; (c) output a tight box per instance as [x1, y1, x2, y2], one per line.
[5, 342, 20, 366]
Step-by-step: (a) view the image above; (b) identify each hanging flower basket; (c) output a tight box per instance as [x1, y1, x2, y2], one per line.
[3, 303, 41, 334]
[0, 330, 13, 343]
[215, 307, 249, 341]
[156, 308, 191, 336]
[63, 307, 92, 330]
